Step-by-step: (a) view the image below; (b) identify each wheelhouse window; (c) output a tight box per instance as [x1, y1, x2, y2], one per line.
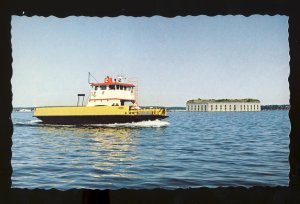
[100, 86, 106, 90]
[109, 85, 115, 90]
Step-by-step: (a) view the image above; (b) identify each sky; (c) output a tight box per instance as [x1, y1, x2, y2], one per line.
[11, 15, 289, 107]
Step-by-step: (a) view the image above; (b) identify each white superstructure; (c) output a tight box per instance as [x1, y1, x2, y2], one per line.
[87, 76, 136, 107]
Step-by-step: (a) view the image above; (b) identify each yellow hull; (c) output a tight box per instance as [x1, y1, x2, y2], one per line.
[33, 106, 167, 125]
[34, 106, 166, 116]
[34, 106, 130, 116]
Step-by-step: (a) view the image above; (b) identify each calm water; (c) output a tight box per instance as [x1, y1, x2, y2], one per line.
[12, 110, 290, 189]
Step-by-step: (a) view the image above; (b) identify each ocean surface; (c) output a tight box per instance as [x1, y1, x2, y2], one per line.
[12, 110, 290, 189]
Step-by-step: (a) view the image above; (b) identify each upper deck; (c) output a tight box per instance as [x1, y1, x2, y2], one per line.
[87, 76, 137, 107]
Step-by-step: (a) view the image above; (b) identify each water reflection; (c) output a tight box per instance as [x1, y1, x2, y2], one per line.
[36, 125, 141, 179]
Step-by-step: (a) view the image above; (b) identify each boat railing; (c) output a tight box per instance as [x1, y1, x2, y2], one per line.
[129, 108, 166, 116]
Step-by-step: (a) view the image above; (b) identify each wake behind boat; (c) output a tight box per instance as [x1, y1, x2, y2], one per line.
[33, 75, 168, 125]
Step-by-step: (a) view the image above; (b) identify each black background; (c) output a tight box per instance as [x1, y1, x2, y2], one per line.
[1, 0, 300, 203]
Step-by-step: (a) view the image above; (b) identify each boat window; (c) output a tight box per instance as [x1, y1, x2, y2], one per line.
[215, 105, 218, 110]
[109, 85, 115, 90]
[116, 85, 120, 89]
[100, 86, 106, 90]
[120, 85, 124, 90]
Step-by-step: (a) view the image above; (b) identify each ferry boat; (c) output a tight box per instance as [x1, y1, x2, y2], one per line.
[33, 75, 168, 125]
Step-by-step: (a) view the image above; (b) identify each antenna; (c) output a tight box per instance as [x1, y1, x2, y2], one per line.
[88, 72, 99, 84]
[116, 74, 126, 82]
